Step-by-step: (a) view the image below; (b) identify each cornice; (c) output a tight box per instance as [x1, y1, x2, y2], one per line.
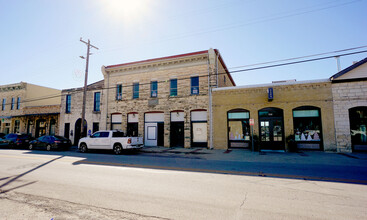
[105, 54, 208, 76]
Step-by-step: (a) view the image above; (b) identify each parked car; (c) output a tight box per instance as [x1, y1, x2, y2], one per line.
[0, 133, 5, 139]
[15, 134, 34, 148]
[0, 133, 32, 148]
[78, 130, 143, 154]
[29, 135, 72, 151]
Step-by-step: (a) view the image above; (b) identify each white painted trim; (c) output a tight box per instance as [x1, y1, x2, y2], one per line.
[213, 79, 330, 91]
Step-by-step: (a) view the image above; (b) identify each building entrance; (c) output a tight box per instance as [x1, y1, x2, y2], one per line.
[144, 113, 164, 147]
[258, 108, 285, 151]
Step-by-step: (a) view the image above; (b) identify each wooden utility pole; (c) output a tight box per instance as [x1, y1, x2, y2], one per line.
[80, 38, 99, 138]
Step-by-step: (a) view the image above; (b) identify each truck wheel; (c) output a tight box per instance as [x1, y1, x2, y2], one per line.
[114, 144, 122, 155]
[80, 143, 88, 153]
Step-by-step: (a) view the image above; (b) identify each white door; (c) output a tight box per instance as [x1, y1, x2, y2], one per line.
[145, 123, 157, 146]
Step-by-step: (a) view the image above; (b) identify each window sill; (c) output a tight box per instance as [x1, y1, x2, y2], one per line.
[93, 111, 101, 114]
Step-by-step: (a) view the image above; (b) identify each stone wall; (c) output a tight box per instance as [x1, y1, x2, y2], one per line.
[102, 58, 211, 148]
[332, 81, 367, 152]
[59, 85, 104, 145]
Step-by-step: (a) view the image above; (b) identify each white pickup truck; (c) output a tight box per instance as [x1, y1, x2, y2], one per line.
[78, 130, 143, 154]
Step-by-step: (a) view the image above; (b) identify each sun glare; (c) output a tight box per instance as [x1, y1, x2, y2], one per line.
[100, 0, 151, 24]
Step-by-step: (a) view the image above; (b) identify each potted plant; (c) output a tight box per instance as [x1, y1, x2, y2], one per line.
[286, 134, 297, 152]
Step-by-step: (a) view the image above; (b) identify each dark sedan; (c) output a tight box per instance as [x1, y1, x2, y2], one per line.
[29, 135, 72, 151]
[15, 134, 33, 148]
[0, 133, 33, 148]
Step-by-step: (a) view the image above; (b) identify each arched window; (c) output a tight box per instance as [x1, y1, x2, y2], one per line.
[349, 106, 367, 151]
[227, 109, 250, 148]
[293, 106, 322, 150]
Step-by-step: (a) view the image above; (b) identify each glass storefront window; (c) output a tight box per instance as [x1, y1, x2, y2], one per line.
[349, 107, 367, 147]
[228, 109, 250, 148]
[293, 107, 322, 142]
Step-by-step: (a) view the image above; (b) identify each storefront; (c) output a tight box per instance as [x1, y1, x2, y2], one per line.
[293, 106, 323, 150]
[191, 110, 207, 147]
[227, 109, 250, 148]
[349, 106, 367, 151]
[212, 79, 336, 151]
[144, 112, 164, 147]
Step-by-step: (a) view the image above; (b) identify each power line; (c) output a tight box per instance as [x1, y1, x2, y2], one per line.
[230, 50, 367, 73]
[229, 45, 367, 69]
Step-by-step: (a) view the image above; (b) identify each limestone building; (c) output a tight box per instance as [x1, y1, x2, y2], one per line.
[212, 79, 337, 152]
[0, 82, 61, 137]
[59, 80, 104, 145]
[330, 57, 367, 152]
[100, 49, 235, 148]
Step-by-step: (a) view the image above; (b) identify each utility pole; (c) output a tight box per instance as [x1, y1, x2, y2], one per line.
[80, 38, 99, 138]
[335, 56, 341, 72]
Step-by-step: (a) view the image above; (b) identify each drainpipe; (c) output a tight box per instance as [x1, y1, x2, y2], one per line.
[208, 50, 216, 150]
[102, 66, 109, 130]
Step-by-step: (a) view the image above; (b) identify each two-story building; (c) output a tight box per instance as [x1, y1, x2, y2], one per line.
[59, 80, 104, 145]
[0, 82, 61, 137]
[100, 49, 235, 148]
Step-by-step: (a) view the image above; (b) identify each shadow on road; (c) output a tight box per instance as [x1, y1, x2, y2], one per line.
[3, 148, 367, 186]
[0, 156, 64, 194]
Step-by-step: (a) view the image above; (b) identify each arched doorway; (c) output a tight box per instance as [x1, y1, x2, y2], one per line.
[74, 118, 87, 145]
[170, 110, 185, 148]
[35, 119, 46, 138]
[349, 106, 367, 151]
[258, 107, 285, 151]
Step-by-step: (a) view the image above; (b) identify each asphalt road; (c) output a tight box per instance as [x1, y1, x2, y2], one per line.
[0, 149, 367, 219]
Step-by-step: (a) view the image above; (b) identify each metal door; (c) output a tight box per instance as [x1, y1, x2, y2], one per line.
[145, 123, 157, 146]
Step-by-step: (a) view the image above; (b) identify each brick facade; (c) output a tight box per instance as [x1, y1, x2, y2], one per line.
[212, 79, 337, 151]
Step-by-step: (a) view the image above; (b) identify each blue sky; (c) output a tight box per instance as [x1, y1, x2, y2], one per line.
[1, 0, 366, 89]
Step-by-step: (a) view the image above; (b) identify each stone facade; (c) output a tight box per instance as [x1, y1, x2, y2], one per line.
[100, 49, 235, 148]
[0, 82, 61, 137]
[330, 58, 367, 152]
[212, 79, 337, 151]
[59, 80, 104, 145]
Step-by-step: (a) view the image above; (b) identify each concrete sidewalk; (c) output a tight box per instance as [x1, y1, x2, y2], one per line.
[140, 146, 367, 166]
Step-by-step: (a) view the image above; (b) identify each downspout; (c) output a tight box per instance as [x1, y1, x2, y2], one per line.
[102, 66, 110, 130]
[106, 72, 110, 130]
[208, 52, 213, 149]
